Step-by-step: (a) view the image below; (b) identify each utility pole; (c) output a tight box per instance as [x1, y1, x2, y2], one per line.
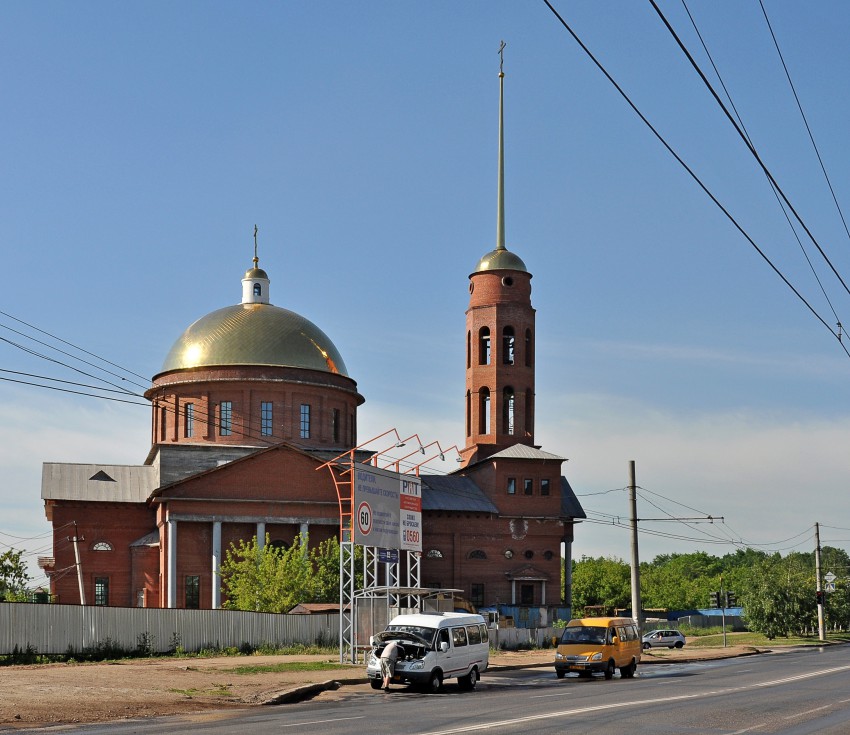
[815, 522, 825, 641]
[629, 461, 643, 633]
[70, 523, 86, 606]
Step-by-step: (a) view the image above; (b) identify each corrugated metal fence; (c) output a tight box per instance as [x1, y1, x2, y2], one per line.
[0, 604, 339, 655]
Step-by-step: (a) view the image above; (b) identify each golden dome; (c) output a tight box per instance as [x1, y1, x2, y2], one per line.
[158, 303, 349, 376]
[472, 247, 528, 274]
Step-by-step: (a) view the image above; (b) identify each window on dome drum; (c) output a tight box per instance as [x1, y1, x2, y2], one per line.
[261, 401, 273, 436]
[92, 542, 112, 552]
[478, 327, 491, 365]
[468, 549, 487, 560]
[479, 388, 490, 434]
[507, 477, 516, 495]
[94, 577, 109, 606]
[525, 329, 533, 367]
[502, 327, 515, 365]
[185, 575, 200, 609]
[300, 404, 311, 439]
[332, 408, 340, 443]
[503, 387, 515, 435]
[471, 583, 485, 608]
[220, 401, 232, 436]
[185, 403, 194, 438]
[426, 549, 443, 558]
[524, 478, 533, 495]
[541, 478, 550, 496]
[253, 283, 262, 296]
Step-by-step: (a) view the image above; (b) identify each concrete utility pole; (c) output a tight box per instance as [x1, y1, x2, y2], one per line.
[815, 522, 825, 641]
[70, 523, 86, 605]
[629, 461, 643, 633]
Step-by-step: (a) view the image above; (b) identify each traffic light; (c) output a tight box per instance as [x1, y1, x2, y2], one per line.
[816, 590, 825, 606]
[709, 591, 720, 608]
[725, 591, 737, 608]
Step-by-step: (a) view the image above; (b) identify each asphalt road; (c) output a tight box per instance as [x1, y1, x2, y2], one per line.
[48, 645, 850, 735]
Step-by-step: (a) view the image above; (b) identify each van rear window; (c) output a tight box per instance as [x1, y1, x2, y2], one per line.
[479, 623, 489, 643]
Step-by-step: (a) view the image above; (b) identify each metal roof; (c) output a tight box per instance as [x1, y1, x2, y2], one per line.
[489, 444, 566, 461]
[41, 463, 156, 503]
[561, 476, 586, 519]
[420, 475, 499, 513]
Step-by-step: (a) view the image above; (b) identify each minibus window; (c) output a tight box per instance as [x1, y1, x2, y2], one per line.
[466, 625, 481, 644]
[452, 627, 468, 647]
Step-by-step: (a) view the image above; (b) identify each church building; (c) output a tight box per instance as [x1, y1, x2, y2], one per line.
[39, 62, 585, 612]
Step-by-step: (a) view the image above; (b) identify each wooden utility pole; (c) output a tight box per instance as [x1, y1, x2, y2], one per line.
[629, 461, 643, 633]
[815, 522, 825, 641]
[70, 523, 86, 605]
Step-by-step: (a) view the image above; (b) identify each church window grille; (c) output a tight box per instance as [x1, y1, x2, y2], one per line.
[185, 575, 200, 609]
[471, 583, 485, 608]
[92, 541, 112, 551]
[94, 577, 109, 606]
[185, 403, 195, 438]
[478, 327, 491, 365]
[300, 404, 311, 439]
[426, 549, 443, 558]
[502, 327, 515, 365]
[261, 402, 273, 436]
[220, 401, 232, 436]
[503, 387, 515, 435]
[479, 388, 490, 435]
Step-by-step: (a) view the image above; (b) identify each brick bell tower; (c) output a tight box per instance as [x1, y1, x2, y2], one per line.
[460, 47, 536, 468]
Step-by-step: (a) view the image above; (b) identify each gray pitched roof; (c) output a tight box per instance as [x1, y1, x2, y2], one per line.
[561, 476, 586, 519]
[41, 463, 157, 503]
[420, 475, 499, 513]
[488, 444, 566, 461]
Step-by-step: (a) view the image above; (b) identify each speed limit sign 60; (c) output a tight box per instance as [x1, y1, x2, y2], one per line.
[357, 501, 372, 536]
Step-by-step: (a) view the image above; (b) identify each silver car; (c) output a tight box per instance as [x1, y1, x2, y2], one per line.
[642, 629, 686, 649]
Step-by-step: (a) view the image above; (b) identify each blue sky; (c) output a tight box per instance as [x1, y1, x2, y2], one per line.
[3, 1, 850, 586]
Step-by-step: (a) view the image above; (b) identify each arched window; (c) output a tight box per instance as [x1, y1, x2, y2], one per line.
[478, 327, 491, 366]
[502, 327, 515, 365]
[525, 329, 533, 367]
[466, 331, 471, 369]
[465, 390, 471, 437]
[479, 387, 490, 435]
[269, 539, 289, 553]
[468, 549, 487, 560]
[92, 541, 113, 552]
[503, 386, 515, 435]
[253, 283, 262, 296]
[426, 549, 443, 558]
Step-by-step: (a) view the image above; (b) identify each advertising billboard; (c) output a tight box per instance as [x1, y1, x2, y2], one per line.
[353, 462, 422, 552]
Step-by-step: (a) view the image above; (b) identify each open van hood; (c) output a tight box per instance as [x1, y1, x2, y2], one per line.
[373, 630, 432, 648]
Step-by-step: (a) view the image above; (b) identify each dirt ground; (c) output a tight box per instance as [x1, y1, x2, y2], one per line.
[0, 646, 761, 730]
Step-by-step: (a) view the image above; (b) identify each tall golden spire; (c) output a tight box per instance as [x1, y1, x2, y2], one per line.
[496, 40, 506, 252]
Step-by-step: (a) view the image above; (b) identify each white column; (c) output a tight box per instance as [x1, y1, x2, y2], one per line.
[256, 522, 266, 550]
[300, 522, 309, 549]
[541, 580, 546, 605]
[511, 579, 516, 605]
[212, 521, 222, 610]
[167, 519, 177, 608]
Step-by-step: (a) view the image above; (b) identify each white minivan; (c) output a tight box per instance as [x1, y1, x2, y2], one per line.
[366, 612, 490, 692]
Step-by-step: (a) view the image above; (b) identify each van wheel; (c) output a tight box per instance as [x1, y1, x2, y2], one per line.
[370, 678, 383, 690]
[620, 660, 636, 678]
[556, 669, 566, 679]
[458, 667, 478, 691]
[427, 670, 443, 693]
[604, 660, 615, 680]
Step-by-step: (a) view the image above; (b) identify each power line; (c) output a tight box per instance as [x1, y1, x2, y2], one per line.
[541, 0, 849, 355]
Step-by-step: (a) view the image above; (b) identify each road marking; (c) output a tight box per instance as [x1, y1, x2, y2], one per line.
[783, 704, 832, 720]
[418, 664, 850, 735]
[281, 716, 366, 728]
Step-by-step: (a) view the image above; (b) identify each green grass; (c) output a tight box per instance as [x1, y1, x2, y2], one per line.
[686, 631, 850, 648]
[227, 661, 349, 675]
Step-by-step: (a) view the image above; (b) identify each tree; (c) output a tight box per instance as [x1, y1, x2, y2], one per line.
[571, 556, 631, 612]
[0, 549, 30, 601]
